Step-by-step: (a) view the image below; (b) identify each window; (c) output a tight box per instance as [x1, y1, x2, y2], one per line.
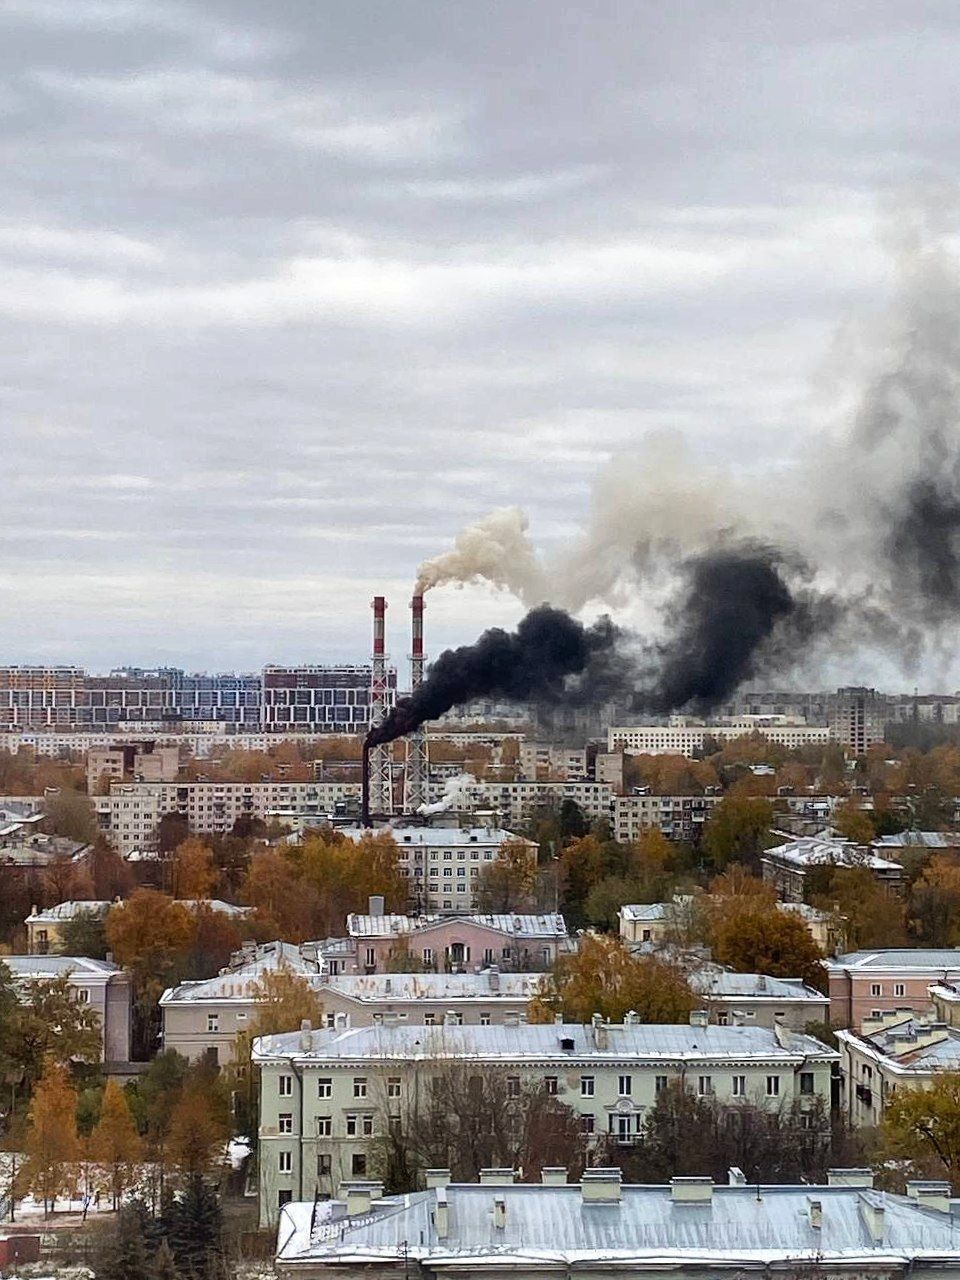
[278, 1113, 293, 1134]
[236, 1012, 247, 1022]
[870, 983, 883, 998]
[278, 1189, 292, 1208]
[580, 1075, 595, 1097]
[351, 1154, 367, 1176]
[316, 1116, 332, 1136]
[894, 983, 906, 998]
[76, 988, 90, 1004]
[317, 1154, 331, 1176]
[278, 1151, 292, 1174]
[354, 1077, 368, 1099]
[697, 1076, 713, 1096]
[717, 1012, 729, 1026]
[480, 1012, 491, 1026]
[317, 1078, 332, 1099]
[732, 1075, 746, 1097]
[580, 1114, 595, 1134]
[365, 947, 376, 967]
[424, 1012, 436, 1026]
[618, 1075, 632, 1096]
[346, 1114, 358, 1136]
[423, 948, 434, 965]
[545, 1076, 558, 1095]
[387, 1077, 401, 1099]
[655, 1075, 668, 1094]
[278, 1075, 293, 1097]
[507, 1076, 521, 1097]
[641, 929, 651, 942]
[766, 1075, 780, 1097]
[799, 1072, 815, 1096]
[362, 1114, 374, 1137]
[207, 1013, 219, 1033]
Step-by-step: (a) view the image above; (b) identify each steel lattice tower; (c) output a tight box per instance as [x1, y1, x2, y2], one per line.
[368, 596, 393, 817]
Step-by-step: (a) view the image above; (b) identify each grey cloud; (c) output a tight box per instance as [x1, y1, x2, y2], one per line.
[1, 0, 959, 677]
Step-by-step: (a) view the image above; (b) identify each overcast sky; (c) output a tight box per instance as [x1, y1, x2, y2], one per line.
[2, 1, 955, 679]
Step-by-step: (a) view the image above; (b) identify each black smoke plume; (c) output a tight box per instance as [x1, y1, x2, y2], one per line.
[636, 541, 834, 714]
[366, 605, 619, 748]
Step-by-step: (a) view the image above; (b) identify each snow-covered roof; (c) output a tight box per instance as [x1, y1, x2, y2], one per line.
[321, 971, 542, 1003]
[874, 830, 960, 849]
[160, 942, 317, 1005]
[346, 912, 568, 939]
[254, 1020, 837, 1067]
[276, 1182, 960, 1268]
[763, 836, 902, 873]
[826, 949, 960, 972]
[25, 900, 110, 925]
[4, 955, 120, 980]
[690, 971, 828, 1003]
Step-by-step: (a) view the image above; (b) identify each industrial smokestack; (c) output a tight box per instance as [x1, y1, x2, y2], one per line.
[403, 594, 429, 812]
[366, 596, 392, 825]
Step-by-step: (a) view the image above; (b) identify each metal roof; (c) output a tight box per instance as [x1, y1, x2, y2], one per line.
[24, 900, 110, 924]
[277, 1184, 960, 1266]
[4, 955, 120, 979]
[763, 836, 902, 872]
[159, 942, 316, 1005]
[254, 1020, 837, 1067]
[690, 971, 828, 1002]
[826, 949, 960, 972]
[340, 826, 532, 847]
[346, 912, 568, 939]
[874, 830, 960, 849]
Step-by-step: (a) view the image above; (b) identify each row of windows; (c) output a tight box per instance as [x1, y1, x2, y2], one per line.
[869, 982, 907, 998]
[277, 1070, 815, 1102]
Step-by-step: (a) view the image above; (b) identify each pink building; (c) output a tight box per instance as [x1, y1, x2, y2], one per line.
[825, 949, 960, 1029]
[315, 910, 574, 975]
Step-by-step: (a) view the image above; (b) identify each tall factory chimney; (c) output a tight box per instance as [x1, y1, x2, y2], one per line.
[403, 593, 429, 812]
[367, 596, 393, 820]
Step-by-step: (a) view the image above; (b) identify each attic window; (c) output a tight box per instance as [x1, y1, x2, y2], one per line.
[560, 1036, 575, 1051]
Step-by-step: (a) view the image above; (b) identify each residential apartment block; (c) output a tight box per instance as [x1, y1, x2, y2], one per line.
[612, 793, 720, 843]
[824, 949, 960, 1028]
[261, 666, 395, 734]
[518, 743, 588, 781]
[341, 826, 537, 914]
[608, 719, 832, 757]
[94, 780, 360, 854]
[253, 1015, 837, 1221]
[6, 956, 132, 1063]
[837, 1009, 960, 1128]
[24, 900, 110, 954]
[760, 836, 903, 903]
[160, 945, 542, 1064]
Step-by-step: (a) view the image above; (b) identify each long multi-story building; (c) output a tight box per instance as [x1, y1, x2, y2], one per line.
[95, 780, 360, 853]
[0, 665, 394, 735]
[612, 793, 720, 842]
[608, 718, 833, 757]
[253, 1014, 837, 1221]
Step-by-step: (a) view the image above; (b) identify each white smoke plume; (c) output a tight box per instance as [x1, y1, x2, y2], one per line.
[417, 771, 477, 816]
[415, 506, 549, 604]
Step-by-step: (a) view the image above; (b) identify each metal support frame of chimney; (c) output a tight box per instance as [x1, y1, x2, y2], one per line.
[403, 593, 429, 812]
[368, 596, 393, 817]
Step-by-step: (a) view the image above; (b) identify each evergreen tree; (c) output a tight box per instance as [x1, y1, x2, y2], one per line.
[168, 1174, 223, 1279]
[152, 1238, 182, 1280]
[94, 1201, 153, 1280]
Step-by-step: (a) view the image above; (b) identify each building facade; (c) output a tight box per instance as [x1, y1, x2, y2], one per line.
[760, 836, 903, 903]
[24, 900, 110, 955]
[608, 720, 833, 756]
[824, 949, 960, 1028]
[836, 1010, 960, 1128]
[253, 1016, 837, 1222]
[5, 956, 132, 1062]
[261, 666, 395, 735]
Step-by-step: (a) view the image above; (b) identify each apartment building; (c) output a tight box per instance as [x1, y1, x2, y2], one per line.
[435, 779, 614, 826]
[24, 900, 110, 954]
[341, 827, 537, 914]
[86, 741, 180, 793]
[95, 780, 360, 854]
[518, 743, 588, 781]
[161, 951, 542, 1064]
[261, 666, 395, 734]
[5, 956, 132, 1062]
[274, 1170, 958, 1280]
[760, 836, 904, 903]
[837, 1010, 960, 1128]
[690, 971, 830, 1031]
[832, 687, 887, 755]
[824, 949, 960, 1028]
[612, 793, 720, 843]
[253, 1014, 837, 1221]
[608, 719, 832, 757]
[331, 910, 573, 975]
